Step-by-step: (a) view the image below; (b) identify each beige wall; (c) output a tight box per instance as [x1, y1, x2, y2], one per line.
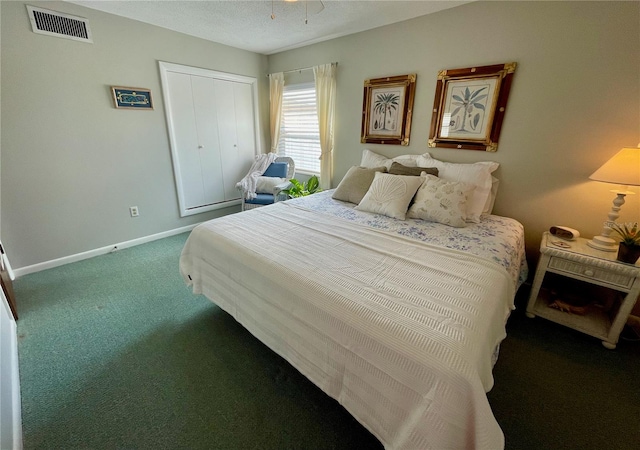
[0, 1, 269, 268]
[1, 1, 639, 272]
[269, 1, 640, 265]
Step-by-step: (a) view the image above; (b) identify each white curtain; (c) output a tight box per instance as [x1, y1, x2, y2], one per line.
[268, 72, 285, 153]
[313, 63, 337, 190]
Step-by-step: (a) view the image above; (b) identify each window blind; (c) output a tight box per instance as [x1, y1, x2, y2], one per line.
[278, 83, 321, 174]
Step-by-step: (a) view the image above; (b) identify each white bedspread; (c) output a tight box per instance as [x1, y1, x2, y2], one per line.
[180, 198, 526, 449]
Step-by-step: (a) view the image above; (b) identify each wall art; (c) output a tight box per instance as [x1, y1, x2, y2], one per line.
[428, 63, 516, 151]
[111, 86, 154, 110]
[361, 74, 416, 146]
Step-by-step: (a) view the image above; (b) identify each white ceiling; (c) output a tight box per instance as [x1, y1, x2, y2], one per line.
[70, 0, 470, 55]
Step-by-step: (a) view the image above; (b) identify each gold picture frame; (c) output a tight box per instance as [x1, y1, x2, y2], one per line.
[361, 74, 416, 146]
[428, 63, 516, 152]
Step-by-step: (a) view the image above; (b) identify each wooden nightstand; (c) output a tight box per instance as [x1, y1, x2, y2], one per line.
[526, 231, 640, 349]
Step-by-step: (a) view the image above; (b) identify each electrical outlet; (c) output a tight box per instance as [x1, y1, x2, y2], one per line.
[129, 206, 139, 217]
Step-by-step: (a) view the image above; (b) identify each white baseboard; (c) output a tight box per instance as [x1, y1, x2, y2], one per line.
[14, 223, 200, 278]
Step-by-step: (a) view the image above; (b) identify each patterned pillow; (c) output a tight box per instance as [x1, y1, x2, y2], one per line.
[332, 166, 387, 204]
[407, 174, 473, 228]
[416, 153, 498, 223]
[355, 172, 424, 220]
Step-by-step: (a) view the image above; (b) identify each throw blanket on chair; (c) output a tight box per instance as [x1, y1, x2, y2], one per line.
[236, 152, 279, 200]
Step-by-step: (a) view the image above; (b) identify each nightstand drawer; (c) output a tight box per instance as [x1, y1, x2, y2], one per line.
[549, 256, 634, 289]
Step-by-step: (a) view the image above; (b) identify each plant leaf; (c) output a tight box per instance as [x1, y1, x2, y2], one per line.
[469, 87, 488, 100]
[307, 175, 319, 192]
[472, 94, 488, 103]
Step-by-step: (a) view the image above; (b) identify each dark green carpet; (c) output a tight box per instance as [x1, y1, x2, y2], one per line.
[15, 233, 380, 449]
[14, 233, 640, 449]
[490, 290, 640, 450]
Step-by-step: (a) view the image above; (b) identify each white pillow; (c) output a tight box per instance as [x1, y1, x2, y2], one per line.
[407, 174, 473, 228]
[416, 153, 499, 223]
[255, 176, 286, 194]
[355, 172, 424, 220]
[360, 149, 426, 170]
[484, 176, 500, 215]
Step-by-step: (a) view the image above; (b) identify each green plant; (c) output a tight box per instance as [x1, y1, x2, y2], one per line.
[281, 175, 321, 198]
[610, 221, 640, 246]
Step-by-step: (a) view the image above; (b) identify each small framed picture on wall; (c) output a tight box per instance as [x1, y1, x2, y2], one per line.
[111, 86, 154, 110]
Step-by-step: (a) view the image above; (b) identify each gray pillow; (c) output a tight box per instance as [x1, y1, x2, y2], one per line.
[332, 165, 387, 204]
[388, 161, 438, 177]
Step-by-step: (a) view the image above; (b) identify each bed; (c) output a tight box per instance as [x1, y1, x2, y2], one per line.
[180, 170, 528, 449]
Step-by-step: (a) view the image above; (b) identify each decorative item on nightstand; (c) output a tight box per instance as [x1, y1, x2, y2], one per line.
[610, 222, 640, 264]
[549, 226, 580, 241]
[587, 145, 640, 251]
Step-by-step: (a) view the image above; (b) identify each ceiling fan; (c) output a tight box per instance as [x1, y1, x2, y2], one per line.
[271, 0, 325, 24]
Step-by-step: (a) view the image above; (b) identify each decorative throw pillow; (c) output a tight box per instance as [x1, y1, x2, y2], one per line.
[332, 166, 387, 204]
[388, 161, 438, 177]
[255, 176, 286, 194]
[416, 153, 499, 223]
[355, 172, 424, 220]
[360, 149, 427, 170]
[407, 175, 473, 228]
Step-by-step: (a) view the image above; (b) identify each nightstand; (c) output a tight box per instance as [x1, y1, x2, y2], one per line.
[526, 231, 640, 349]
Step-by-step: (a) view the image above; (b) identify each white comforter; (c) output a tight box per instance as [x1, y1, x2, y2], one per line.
[180, 199, 523, 449]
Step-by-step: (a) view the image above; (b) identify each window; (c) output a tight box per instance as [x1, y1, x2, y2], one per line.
[278, 82, 321, 174]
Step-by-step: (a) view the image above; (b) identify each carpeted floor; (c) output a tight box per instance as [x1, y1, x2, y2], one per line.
[489, 290, 640, 450]
[14, 232, 640, 449]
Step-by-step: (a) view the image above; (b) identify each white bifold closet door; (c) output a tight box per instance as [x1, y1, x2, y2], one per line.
[160, 62, 259, 216]
[213, 80, 256, 201]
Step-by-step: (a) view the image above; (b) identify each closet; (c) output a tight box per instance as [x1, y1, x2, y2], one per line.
[159, 62, 260, 216]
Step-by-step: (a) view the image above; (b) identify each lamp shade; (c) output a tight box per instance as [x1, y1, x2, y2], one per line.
[589, 146, 640, 186]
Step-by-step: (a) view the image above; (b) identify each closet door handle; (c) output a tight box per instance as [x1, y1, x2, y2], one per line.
[198, 145, 204, 149]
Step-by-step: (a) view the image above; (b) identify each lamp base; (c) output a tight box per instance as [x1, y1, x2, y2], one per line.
[587, 235, 618, 252]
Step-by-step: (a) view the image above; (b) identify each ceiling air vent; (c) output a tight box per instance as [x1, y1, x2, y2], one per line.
[26, 5, 93, 43]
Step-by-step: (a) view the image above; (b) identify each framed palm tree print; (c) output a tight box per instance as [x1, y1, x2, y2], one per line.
[428, 63, 516, 152]
[361, 74, 416, 146]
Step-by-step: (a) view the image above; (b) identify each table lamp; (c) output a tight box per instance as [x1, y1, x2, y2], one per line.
[587, 145, 640, 251]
